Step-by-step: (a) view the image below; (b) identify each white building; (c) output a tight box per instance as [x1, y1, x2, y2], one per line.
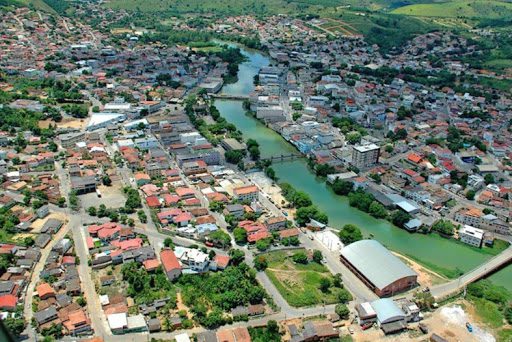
[459, 225, 484, 248]
[352, 144, 380, 169]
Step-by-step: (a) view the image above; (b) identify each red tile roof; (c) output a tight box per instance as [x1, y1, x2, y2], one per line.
[161, 249, 181, 272]
[0, 294, 17, 310]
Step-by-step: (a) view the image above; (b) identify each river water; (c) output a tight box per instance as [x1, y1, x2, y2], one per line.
[214, 47, 512, 291]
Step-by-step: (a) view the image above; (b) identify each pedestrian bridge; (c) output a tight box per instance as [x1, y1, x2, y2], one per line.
[210, 93, 249, 100]
[431, 245, 512, 300]
[261, 153, 303, 163]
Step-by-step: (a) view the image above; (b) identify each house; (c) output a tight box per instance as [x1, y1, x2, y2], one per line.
[41, 218, 63, 234]
[34, 306, 59, 325]
[212, 254, 230, 271]
[224, 204, 245, 218]
[265, 216, 287, 231]
[174, 246, 210, 273]
[0, 294, 17, 311]
[147, 318, 161, 332]
[233, 185, 259, 202]
[36, 283, 56, 299]
[160, 249, 182, 281]
[63, 309, 92, 335]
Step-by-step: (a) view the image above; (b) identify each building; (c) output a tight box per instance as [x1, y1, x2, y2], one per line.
[459, 225, 484, 248]
[160, 249, 182, 281]
[351, 144, 380, 169]
[233, 185, 259, 202]
[59, 132, 86, 148]
[340, 240, 417, 297]
[371, 298, 407, 334]
[70, 176, 97, 194]
[454, 208, 483, 228]
[86, 112, 126, 131]
[221, 138, 245, 152]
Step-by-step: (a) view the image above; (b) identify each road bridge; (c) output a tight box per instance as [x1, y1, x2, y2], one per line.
[431, 245, 512, 300]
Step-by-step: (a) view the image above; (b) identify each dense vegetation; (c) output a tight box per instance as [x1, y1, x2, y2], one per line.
[178, 263, 266, 328]
[280, 183, 328, 226]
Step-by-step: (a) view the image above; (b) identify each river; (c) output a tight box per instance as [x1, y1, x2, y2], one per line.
[214, 47, 512, 291]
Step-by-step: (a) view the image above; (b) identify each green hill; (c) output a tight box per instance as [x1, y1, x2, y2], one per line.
[392, 0, 512, 19]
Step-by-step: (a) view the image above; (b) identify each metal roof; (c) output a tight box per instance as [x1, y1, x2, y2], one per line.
[340, 240, 417, 290]
[371, 298, 405, 324]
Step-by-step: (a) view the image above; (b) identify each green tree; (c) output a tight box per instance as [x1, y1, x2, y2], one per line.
[256, 239, 270, 251]
[432, 219, 455, 236]
[312, 250, 323, 264]
[466, 189, 476, 200]
[87, 206, 97, 216]
[233, 227, 248, 244]
[319, 277, 331, 293]
[254, 255, 268, 271]
[229, 249, 245, 266]
[484, 174, 495, 185]
[335, 303, 350, 319]
[391, 210, 412, 228]
[292, 251, 308, 264]
[331, 179, 354, 196]
[368, 201, 387, 219]
[339, 224, 362, 245]
[346, 131, 361, 144]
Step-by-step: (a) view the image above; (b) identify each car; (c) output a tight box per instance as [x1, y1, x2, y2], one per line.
[348, 327, 354, 335]
[361, 322, 373, 331]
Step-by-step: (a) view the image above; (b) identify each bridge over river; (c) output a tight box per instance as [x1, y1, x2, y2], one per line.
[431, 245, 512, 300]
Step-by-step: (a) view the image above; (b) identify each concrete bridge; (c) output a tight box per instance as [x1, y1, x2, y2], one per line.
[210, 93, 249, 100]
[431, 245, 512, 300]
[261, 153, 303, 163]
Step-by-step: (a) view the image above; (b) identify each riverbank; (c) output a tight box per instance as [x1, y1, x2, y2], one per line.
[212, 46, 512, 292]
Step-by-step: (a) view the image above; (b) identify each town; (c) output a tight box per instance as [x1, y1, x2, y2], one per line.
[0, 1, 512, 342]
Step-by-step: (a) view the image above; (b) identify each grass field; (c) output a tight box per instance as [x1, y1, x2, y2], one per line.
[392, 0, 512, 19]
[471, 297, 504, 328]
[263, 249, 345, 307]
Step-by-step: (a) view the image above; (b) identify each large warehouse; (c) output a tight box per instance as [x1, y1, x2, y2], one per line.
[340, 240, 417, 297]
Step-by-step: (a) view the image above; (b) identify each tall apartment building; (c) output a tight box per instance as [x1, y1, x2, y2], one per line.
[351, 144, 380, 169]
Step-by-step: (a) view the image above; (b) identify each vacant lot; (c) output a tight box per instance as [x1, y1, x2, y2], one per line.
[264, 249, 345, 307]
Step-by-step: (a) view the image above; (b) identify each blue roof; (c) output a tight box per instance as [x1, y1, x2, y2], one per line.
[371, 298, 405, 324]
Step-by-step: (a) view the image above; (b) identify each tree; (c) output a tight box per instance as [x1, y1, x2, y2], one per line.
[466, 189, 476, 200]
[484, 174, 495, 185]
[319, 277, 331, 293]
[102, 174, 112, 186]
[295, 206, 328, 226]
[209, 230, 231, 248]
[233, 227, 248, 244]
[225, 150, 244, 164]
[505, 306, 512, 324]
[267, 320, 279, 334]
[256, 239, 270, 251]
[292, 251, 308, 264]
[164, 238, 175, 249]
[87, 206, 97, 216]
[335, 304, 350, 319]
[265, 166, 277, 181]
[4, 317, 25, 336]
[346, 131, 361, 144]
[368, 201, 387, 219]
[391, 211, 412, 228]
[254, 255, 268, 271]
[312, 250, 323, 264]
[229, 249, 245, 266]
[432, 219, 455, 236]
[339, 224, 362, 245]
[331, 179, 353, 196]
[315, 164, 336, 177]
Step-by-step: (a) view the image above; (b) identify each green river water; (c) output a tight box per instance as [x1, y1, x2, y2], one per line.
[214, 47, 512, 291]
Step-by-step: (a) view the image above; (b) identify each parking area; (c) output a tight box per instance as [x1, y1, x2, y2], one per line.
[79, 181, 126, 209]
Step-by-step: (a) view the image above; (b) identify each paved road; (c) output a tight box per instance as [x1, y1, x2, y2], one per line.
[431, 245, 512, 300]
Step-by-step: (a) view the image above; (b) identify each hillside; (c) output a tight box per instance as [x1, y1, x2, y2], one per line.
[392, 0, 512, 19]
